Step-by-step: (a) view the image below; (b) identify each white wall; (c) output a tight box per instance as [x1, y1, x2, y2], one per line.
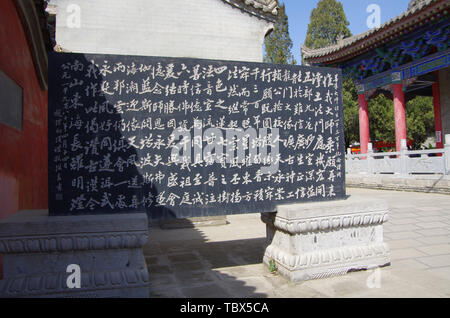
[49, 0, 273, 62]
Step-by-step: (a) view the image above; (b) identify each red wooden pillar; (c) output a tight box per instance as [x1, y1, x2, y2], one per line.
[358, 94, 370, 154]
[392, 83, 407, 152]
[433, 71, 443, 149]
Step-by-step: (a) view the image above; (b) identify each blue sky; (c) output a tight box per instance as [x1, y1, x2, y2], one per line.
[283, 0, 411, 63]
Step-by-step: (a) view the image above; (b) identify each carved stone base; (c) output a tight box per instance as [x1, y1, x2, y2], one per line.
[0, 210, 149, 298]
[261, 196, 391, 282]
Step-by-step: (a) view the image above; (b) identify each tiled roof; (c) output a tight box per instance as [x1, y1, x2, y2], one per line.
[302, 0, 447, 63]
[408, 0, 426, 10]
[222, 0, 279, 22]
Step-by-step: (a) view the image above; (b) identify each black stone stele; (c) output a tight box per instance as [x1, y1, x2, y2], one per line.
[48, 52, 346, 219]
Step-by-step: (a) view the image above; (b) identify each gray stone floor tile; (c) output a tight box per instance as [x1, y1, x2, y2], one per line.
[417, 222, 448, 229]
[417, 255, 450, 268]
[144, 188, 450, 298]
[417, 244, 450, 256]
[390, 248, 427, 261]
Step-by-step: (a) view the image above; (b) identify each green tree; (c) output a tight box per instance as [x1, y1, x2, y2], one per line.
[368, 94, 396, 146]
[304, 0, 352, 50]
[342, 77, 359, 148]
[303, 0, 355, 148]
[406, 96, 435, 149]
[264, 3, 297, 65]
[366, 95, 434, 150]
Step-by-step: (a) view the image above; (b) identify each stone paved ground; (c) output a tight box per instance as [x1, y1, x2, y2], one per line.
[144, 188, 450, 298]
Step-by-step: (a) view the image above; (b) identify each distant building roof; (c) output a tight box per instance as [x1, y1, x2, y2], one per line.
[222, 0, 279, 22]
[302, 0, 448, 65]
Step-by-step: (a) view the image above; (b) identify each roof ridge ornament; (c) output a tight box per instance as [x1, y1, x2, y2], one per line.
[408, 0, 427, 10]
[221, 0, 279, 22]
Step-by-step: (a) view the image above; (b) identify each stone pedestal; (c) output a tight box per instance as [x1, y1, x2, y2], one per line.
[0, 210, 149, 298]
[261, 196, 391, 282]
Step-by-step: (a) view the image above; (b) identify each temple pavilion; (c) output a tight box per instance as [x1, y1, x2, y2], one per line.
[302, 0, 449, 153]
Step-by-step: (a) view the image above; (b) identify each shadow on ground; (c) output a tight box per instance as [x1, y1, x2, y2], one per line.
[143, 219, 270, 298]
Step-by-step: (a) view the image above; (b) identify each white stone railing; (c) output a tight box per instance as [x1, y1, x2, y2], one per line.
[346, 135, 450, 176]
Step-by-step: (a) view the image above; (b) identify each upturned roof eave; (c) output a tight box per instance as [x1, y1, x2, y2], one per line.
[302, 0, 447, 65]
[222, 0, 279, 23]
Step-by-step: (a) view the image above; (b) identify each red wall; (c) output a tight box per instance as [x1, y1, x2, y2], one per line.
[0, 0, 49, 278]
[0, 0, 48, 219]
[0, 0, 48, 222]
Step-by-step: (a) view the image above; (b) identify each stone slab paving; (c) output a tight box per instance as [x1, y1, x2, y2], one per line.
[346, 174, 450, 195]
[144, 188, 450, 298]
